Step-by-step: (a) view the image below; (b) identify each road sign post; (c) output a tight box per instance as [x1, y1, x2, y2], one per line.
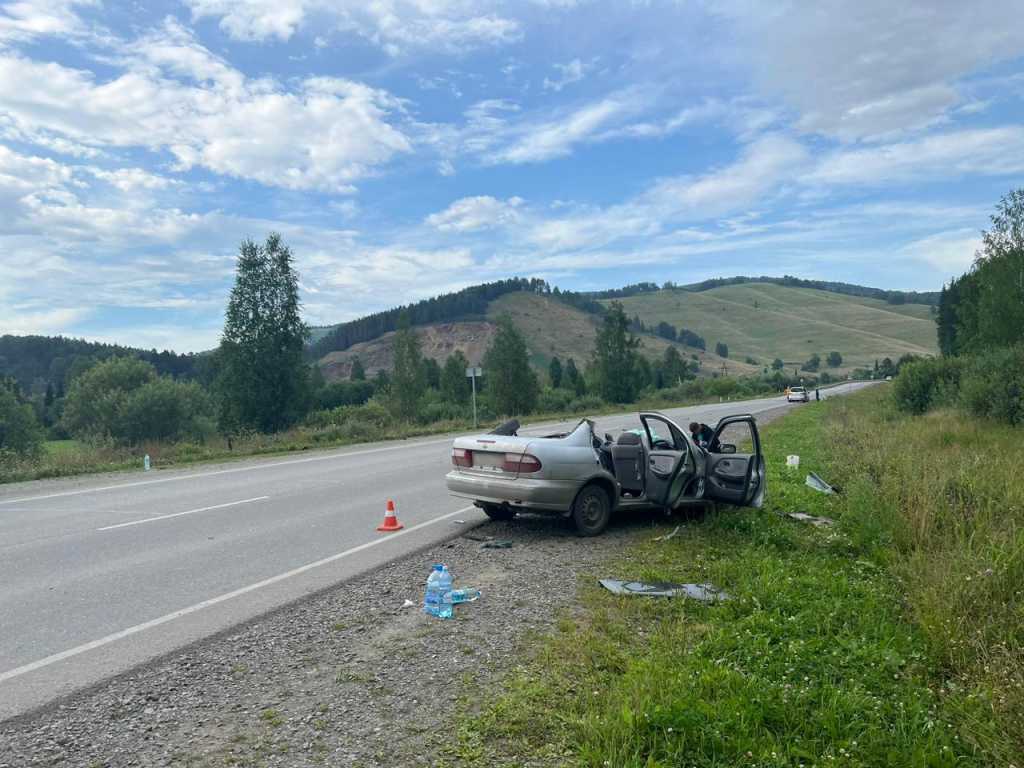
[466, 366, 482, 428]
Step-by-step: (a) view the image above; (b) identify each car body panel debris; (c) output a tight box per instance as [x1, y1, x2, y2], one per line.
[787, 512, 835, 527]
[599, 579, 730, 602]
[653, 525, 681, 541]
[805, 471, 838, 494]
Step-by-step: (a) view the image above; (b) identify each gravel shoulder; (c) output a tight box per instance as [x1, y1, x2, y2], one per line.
[1, 406, 795, 768]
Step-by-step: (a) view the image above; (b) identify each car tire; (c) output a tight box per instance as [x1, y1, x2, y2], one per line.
[481, 503, 515, 522]
[572, 484, 611, 537]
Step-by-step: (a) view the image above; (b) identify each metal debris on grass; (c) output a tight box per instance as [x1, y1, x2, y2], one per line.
[806, 471, 839, 494]
[598, 579, 730, 602]
[786, 512, 836, 527]
[653, 525, 681, 542]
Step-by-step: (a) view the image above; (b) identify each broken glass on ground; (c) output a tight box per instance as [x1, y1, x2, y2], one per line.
[786, 512, 836, 527]
[480, 539, 514, 549]
[805, 471, 839, 494]
[598, 579, 729, 602]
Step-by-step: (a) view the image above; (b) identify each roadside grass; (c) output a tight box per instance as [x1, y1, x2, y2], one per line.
[42, 439, 81, 456]
[823, 389, 1023, 762]
[445, 393, 1013, 767]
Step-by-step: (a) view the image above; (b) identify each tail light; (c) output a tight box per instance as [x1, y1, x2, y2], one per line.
[503, 453, 542, 474]
[452, 448, 472, 467]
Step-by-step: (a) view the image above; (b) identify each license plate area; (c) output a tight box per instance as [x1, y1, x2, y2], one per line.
[473, 452, 507, 472]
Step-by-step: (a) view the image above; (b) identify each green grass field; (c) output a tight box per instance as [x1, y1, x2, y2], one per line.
[446, 389, 1019, 767]
[607, 283, 938, 372]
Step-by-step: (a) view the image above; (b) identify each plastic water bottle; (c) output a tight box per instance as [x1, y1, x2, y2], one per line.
[450, 588, 481, 604]
[437, 565, 454, 619]
[423, 564, 443, 617]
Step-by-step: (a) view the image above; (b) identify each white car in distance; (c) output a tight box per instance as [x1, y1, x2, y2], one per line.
[787, 386, 809, 403]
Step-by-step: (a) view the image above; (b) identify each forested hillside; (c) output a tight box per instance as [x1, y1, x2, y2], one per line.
[0, 335, 201, 393]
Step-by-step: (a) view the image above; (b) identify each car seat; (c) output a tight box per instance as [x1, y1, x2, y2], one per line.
[611, 432, 644, 494]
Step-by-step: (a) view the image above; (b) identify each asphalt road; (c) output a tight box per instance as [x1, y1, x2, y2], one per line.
[0, 382, 876, 720]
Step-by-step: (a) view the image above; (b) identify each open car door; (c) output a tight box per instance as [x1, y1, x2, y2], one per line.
[703, 414, 766, 508]
[639, 413, 692, 508]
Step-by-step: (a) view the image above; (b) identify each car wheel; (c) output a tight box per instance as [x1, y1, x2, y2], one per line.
[572, 484, 611, 537]
[481, 503, 515, 522]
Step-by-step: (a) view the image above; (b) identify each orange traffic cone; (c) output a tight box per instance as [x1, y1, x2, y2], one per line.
[377, 499, 404, 532]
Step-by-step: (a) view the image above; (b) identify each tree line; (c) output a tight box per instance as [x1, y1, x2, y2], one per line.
[0, 335, 201, 394]
[896, 189, 1024, 425]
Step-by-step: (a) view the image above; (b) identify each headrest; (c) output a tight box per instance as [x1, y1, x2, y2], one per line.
[616, 431, 641, 446]
[489, 419, 520, 436]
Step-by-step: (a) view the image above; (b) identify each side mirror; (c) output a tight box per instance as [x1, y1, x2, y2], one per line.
[718, 443, 737, 454]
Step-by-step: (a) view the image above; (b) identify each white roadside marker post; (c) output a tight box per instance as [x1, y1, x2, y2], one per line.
[466, 366, 482, 429]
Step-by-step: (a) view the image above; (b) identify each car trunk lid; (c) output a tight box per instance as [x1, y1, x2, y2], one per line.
[451, 435, 532, 478]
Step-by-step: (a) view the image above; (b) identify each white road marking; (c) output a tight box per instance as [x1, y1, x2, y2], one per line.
[0, 506, 476, 685]
[97, 496, 270, 531]
[0, 436, 455, 506]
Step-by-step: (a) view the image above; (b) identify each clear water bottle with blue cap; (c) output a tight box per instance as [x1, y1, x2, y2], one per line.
[423, 564, 443, 617]
[436, 564, 454, 619]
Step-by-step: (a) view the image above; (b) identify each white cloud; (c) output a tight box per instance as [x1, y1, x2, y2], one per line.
[524, 134, 808, 251]
[900, 229, 982, 273]
[0, 144, 72, 194]
[727, 0, 1024, 139]
[487, 91, 646, 164]
[0, 305, 89, 334]
[426, 195, 524, 232]
[639, 134, 809, 218]
[805, 127, 1024, 185]
[543, 58, 588, 91]
[0, 0, 93, 44]
[83, 166, 179, 192]
[184, 0, 521, 53]
[0, 22, 413, 192]
[322, 246, 475, 297]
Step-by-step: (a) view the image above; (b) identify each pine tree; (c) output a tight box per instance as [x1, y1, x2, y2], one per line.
[483, 316, 539, 415]
[217, 233, 310, 433]
[593, 302, 640, 403]
[548, 357, 563, 388]
[441, 351, 471, 404]
[422, 358, 441, 390]
[350, 357, 366, 381]
[564, 358, 585, 396]
[390, 313, 425, 420]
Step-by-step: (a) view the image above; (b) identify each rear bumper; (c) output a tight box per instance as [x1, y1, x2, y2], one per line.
[445, 471, 582, 512]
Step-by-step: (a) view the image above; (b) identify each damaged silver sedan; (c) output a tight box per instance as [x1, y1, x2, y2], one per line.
[445, 412, 765, 536]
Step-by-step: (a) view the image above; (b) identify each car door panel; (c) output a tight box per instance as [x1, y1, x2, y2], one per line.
[640, 414, 693, 508]
[703, 415, 765, 508]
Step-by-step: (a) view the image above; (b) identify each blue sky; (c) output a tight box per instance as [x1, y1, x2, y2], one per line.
[1, 0, 1023, 352]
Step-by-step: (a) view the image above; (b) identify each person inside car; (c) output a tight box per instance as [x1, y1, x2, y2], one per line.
[689, 421, 714, 450]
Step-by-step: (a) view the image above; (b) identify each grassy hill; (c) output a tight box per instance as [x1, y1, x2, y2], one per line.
[607, 282, 937, 372]
[318, 292, 755, 381]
